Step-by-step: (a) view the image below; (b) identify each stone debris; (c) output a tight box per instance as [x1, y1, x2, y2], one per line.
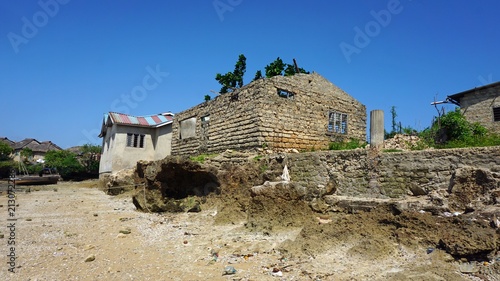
[383, 134, 424, 151]
[119, 228, 131, 234]
[222, 265, 236, 275]
[84, 254, 96, 262]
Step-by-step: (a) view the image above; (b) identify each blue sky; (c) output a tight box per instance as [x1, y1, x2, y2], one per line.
[1, 0, 499, 149]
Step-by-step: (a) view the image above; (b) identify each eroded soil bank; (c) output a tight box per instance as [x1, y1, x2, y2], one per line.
[122, 151, 500, 280]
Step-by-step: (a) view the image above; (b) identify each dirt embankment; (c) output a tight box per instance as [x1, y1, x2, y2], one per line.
[119, 153, 500, 280]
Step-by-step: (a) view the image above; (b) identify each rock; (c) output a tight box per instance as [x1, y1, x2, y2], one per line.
[459, 262, 479, 273]
[491, 215, 500, 228]
[250, 181, 305, 200]
[84, 254, 95, 262]
[119, 228, 131, 234]
[187, 203, 201, 213]
[93, 213, 98, 217]
[0, 233, 4, 239]
[271, 270, 283, 277]
[448, 166, 500, 211]
[438, 222, 497, 258]
[116, 233, 127, 238]
[222, 265, 236, 275]
[409, 183, 427, 196]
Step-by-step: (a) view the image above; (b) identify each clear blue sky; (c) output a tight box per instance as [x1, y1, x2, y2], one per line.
[1, 0, 499, 148]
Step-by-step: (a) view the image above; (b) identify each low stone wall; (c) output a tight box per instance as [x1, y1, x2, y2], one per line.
[280, 146, 500, 199]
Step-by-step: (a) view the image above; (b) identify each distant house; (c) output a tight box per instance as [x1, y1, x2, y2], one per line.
[11, 138, 62, 162]
[171, 73, 366, 156]
[98, 112, 174, 176]
[447, 81, 500, 134]
[0, 137, 15, 148]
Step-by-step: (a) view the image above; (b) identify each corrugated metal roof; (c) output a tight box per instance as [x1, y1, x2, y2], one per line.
[108, 112, 173, 127]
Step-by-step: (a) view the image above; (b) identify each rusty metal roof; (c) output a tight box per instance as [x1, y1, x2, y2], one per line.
[107, 112, 173, 128]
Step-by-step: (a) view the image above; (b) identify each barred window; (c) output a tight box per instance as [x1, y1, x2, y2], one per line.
[277, 88, 295, 99]
[126, 133, 145, 148]
[494, 107, 500, 122]
[328, 111, 348, 134]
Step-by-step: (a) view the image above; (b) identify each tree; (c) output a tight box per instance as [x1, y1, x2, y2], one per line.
[284, 63, 309, 76]
[215, 54, 247, 93]
[20, 147, 33, 163]
[44, 150, 83, 179]
[253, 70, 263, 81]
[204, 95, 211, 101]
[264, 57, 310, 78]
[0, 142, 13, 161]
[80, 144, 101, 174]
[265, 57, 285, 77]
[390, 106, 398, 133]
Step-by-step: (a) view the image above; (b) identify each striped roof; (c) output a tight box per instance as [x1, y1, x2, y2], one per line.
[108, 112, 173, 128]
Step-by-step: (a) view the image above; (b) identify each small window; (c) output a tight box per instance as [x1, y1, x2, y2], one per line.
[179, 117, 197, 139]
[201, 115, 210, 123]
[494, 107, 500, 122]
[328, 111, 348, 134]
[127, 133, 145, 148]
[277, 88, 295, 99]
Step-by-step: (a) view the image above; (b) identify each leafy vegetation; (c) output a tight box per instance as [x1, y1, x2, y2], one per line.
[189, 153, 218, 163]
[253, 70, 263, 81]
[264, 57, 309, 78]
[44, 150, 84, 179]
[215, 54, 246, 94]
[20, 147, 33, 162]
[0, 142, 13, 161]
[80, 144, 101, 175]
[0, 160, 15, 178]
[329, 138, 366, 150]
[419, 108, 500, 148]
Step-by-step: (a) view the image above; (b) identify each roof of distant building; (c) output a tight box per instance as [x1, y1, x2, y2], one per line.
[99, 112, 174, 138]
[447, 81, 500, 106]
[108, 112, 174, 127]
[0, 137, 15, 147]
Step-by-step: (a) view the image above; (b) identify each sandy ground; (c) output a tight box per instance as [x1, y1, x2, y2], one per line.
[0, 181, 496, 281]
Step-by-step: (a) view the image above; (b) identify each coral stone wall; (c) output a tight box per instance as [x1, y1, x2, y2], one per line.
[283, 146, 500, 199]
[171, 73, 366, 156]
[459, 85, 500, 134]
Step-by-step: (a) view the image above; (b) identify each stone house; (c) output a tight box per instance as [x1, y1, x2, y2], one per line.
[171, 73, 366, 156]
[447, 81, 500, 134]
[11, 138, 62, 162]
[98, 112, 174, 176]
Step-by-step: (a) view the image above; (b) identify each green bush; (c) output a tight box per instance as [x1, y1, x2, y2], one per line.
[419, 108, 500, 148]
[329, 139, 366, 150]
[26, 163, 44, 175]
[0, 161, 15, 178]
[44, 150, 84, 179]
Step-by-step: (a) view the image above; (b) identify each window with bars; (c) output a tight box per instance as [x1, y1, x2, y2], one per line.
[328, 111, 348, 134]
[126, 133, 145, 148]
[494, 107, 500, 122]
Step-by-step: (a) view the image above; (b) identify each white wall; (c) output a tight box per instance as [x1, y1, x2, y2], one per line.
[99, 123, 172, 175]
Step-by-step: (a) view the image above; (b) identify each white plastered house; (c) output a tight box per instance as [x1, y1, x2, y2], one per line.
[98, 112, 174, 176]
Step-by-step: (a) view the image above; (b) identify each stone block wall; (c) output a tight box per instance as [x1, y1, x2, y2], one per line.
[281, 146, 500, 199]
[460, 85, 500, 134]
[171, 73, 366, 156]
